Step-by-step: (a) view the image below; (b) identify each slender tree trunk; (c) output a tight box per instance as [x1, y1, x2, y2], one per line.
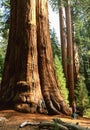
[72, 21, 80, 81]
[73, 43, 80, 81]
[0, 0, 72, 116]
[59, 5, 67, 80]
[65, 0, 74, 105]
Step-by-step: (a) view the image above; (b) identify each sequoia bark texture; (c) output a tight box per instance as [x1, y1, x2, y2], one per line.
[36, 0, 71, 115]
[65, 0, 74, 105]
[0, 0, 42, 113]
[73, 43, 80, 81]
[0, 0, 72, 116]
[59, 6, 67, 80]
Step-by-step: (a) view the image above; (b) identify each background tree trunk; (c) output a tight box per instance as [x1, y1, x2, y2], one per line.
[65, 0, 75, 106]
[72, 21, 80, 82]
[59, 5, 67, 80]
[73, 43, 80, 81]
[0, 0, 72, 116]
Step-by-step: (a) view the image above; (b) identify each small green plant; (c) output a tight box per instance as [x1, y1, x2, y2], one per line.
[54, 121, 59, 130]
[84, 107, 90, 118]
[0, 48, 5, 78]
[54, 55, 69, 103]
[75, 75, 89, 116]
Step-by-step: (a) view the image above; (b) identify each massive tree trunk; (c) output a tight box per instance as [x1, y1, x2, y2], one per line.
[0, 0, 42, 113]
[65, 0, 75, 105]
[0, 0, 72, 116]
[36, 0, 71, 115]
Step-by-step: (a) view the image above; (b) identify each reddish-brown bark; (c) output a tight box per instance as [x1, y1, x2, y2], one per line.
[0, 0, 72, 116]
[65, 0, 74, 105]
[59, 6, 67, 80]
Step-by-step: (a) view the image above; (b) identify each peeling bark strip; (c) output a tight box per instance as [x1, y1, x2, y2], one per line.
[0, 0, 71, 116]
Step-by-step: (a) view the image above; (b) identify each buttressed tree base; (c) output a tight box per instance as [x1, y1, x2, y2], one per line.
[0, 0, 72, 116]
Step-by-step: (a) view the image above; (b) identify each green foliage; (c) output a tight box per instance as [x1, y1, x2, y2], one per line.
[49, 0, 66, 11]
[72, 0, 90, 58]
[75, 75, 89, 116]
[50, 28, 61, 59]
[84, 108, 90, 118]
[54, 120, 59, 130]
[50, 28, 69, 103]
[54, 55, 69, 103]
[71, 0, 90, 98]
[50, 27, 69, 102]
[0, 0, 10, 49]
[48, 0, 59, 11]
[0, 1, 9, 80]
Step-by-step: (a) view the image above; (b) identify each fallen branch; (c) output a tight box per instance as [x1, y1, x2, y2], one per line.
[19, 121, 40, 128]
[39, 121, 68, 130]
[19, 119, 90, 130]
[53, 118, 90, 130]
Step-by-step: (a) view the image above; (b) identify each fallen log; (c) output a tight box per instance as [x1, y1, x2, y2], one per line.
[53, 118, 90, 130]
[39, 121, 68, 130]
[18, 118, 90, 130]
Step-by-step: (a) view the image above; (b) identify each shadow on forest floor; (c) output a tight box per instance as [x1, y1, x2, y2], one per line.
[0, 109, 90, 130]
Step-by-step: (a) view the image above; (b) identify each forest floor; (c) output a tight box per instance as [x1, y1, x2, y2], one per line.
[0, 109, 90, 130]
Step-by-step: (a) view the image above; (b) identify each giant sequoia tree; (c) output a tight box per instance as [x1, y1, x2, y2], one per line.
[0, 0, 72, 115]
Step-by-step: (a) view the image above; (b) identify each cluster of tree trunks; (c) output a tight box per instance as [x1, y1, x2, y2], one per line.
[0, 0, 72, 116]
[59, 0, 75, 106]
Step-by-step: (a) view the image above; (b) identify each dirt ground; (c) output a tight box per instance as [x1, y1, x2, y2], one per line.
[0, 109, 90, 130]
